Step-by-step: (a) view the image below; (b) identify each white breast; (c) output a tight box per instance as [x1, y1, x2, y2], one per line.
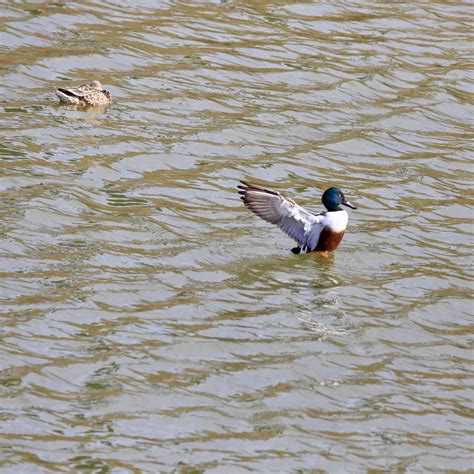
[324, 210, 348, 232]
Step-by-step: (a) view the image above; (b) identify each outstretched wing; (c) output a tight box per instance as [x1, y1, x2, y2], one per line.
[238, 180, 325, 251]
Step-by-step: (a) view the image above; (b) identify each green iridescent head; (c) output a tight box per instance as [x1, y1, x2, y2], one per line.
[322, 187, 357, 212]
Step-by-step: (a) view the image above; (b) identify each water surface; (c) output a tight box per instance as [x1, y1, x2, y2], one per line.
[0, 1, 472, 472]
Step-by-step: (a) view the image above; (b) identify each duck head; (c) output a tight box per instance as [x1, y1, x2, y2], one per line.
[322, 187, 357, 212]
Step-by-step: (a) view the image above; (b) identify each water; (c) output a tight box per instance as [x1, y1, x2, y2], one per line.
[1, 1, 472, 472]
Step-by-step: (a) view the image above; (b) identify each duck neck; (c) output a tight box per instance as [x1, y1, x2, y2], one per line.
[325, 205, 342, 212]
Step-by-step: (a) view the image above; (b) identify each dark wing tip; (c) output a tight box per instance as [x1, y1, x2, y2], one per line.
[56, 88, 76, 97]
[237, 180, 280, 197]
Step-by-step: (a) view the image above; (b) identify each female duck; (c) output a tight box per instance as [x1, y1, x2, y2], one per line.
[238, 180, 357, 254]
[56, 80, 112, 107]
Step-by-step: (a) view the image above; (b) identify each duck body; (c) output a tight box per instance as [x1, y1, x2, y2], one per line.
[238, 181, 356, 254]
[55, 80, 112, 106]
[312, 210, 348, 252]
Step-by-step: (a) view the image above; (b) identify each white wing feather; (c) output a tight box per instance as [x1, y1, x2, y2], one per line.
[238, 181, 325, 251]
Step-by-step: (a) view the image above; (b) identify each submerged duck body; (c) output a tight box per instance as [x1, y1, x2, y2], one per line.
[55, 80, 112, 106]
[238, 181, 357, 253]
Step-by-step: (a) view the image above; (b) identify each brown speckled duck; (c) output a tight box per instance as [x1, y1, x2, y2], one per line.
[55, 80, 112, 107]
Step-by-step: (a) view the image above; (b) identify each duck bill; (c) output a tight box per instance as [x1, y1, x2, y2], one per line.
[342, 199, 357, 210]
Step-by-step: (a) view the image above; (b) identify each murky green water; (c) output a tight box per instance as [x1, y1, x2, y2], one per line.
[1, 1, 472, 472]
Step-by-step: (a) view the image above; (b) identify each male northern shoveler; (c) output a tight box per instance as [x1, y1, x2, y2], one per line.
[238, 180, 357, 254]
[55, 80, 112, 107]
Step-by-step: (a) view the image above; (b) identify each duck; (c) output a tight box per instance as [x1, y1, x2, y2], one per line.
[238, 180, 357, 254]
[55, 80, 112, 106]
